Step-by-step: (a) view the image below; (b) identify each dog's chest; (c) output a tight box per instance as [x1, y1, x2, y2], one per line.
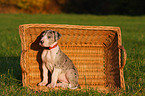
[42, 50, 56, 64]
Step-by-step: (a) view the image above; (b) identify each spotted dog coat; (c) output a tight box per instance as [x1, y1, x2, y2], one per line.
[38, 30, 79, 89]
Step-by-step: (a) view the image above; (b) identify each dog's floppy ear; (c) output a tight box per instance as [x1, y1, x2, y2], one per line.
[53, 31, 61, 41]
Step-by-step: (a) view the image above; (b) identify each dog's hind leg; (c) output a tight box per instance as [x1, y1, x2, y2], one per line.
[56, 82, 68, 88]
[66, 69, 79, 89]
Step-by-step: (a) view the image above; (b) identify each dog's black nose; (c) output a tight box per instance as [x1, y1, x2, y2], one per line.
[39, 40, 44, 44]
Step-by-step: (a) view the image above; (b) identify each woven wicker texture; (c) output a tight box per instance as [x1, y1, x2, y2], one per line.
[19, 24, 126, 92]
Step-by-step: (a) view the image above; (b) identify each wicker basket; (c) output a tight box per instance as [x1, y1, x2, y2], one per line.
[19, 24, 126, 92]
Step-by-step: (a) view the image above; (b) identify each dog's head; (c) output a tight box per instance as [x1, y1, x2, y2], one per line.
[39, 30, 61, 47]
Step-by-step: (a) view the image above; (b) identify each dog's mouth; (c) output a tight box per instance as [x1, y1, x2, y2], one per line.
[39, 43, 43, 46]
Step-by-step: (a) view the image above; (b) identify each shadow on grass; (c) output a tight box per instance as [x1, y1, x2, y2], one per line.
[0, 56, 22, 82]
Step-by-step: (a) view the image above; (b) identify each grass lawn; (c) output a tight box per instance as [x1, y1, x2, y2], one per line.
[0, 14, 144, 95]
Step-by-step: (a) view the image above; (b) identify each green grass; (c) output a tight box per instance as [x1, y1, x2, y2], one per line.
[0, 14, 144, 95]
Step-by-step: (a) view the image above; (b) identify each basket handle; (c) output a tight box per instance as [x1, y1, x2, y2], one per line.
[118, 45, 127, 70]
[20, 63, 27, 74]
[20, 50, 27, 74]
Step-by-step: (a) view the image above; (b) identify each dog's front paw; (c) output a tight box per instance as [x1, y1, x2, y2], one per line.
[47, 83, 56, 88]
[38, 81, 48, 86]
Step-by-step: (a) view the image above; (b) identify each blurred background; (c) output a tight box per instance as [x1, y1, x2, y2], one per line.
[0, 0, 145, 15]
[0, 0, 145, 95]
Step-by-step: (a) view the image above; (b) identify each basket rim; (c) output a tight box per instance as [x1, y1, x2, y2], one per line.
[19, 24, 121, 33]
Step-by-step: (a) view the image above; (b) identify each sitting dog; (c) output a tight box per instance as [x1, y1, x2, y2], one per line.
[38, 30, 79, 89]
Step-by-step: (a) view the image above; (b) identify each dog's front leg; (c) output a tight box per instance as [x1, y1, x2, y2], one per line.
[38, 63, 48, 86]
[47, 68, 61, 88]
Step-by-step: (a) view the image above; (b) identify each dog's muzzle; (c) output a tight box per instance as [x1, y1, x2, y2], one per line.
[39, 40, 44, 45]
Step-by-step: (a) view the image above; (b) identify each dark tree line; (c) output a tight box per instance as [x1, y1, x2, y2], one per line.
[0, 0, 145, 15]
[62, 0, 145, 15]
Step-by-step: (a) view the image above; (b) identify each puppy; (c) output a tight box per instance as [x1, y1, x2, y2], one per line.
[38, 30, 79, 89]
